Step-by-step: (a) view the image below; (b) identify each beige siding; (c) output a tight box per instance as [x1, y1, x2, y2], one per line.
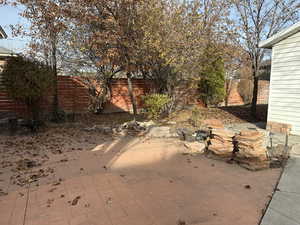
[268, 32, 300, 135]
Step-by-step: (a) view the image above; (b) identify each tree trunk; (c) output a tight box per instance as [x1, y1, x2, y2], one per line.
[51, 38, 59, 121]
[52, 71, 58, 115]
[127, 73, 137, 122]
[251, 74, 259, 117]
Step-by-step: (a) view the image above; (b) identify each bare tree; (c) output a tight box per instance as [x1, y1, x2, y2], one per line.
[232, 0, 300, 116]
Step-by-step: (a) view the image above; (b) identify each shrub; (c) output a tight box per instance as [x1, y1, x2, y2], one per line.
[198, 47, 225, 106]
[1, 56, 53, 123]
[143, 93, 171, 119]
[189, 106, 202, 127]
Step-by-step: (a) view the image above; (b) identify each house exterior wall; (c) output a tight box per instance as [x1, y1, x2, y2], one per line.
[268, 31, 300, 135]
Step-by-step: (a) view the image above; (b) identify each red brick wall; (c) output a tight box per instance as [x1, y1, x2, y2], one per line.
[257, 80, 269, 104]
[226, 81, 244, 106]
[224, 80, 270, 106]
[103, 79, 155, 113]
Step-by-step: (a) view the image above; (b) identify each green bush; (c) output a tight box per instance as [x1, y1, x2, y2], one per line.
[1, 56, 53, 122]
[198, 46, 225, 106]
[143, 93, 171, 119]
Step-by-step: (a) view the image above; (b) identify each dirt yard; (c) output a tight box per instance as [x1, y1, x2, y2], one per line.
[0, 116, 280, 225]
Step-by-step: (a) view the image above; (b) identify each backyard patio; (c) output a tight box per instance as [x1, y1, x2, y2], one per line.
[0, 117, 281, 225]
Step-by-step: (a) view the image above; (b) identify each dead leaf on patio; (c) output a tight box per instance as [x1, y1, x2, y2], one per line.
[49, 188, 57, 193]
[47, 198, 54, 206]
[177, 219, 186, 225]
[71, 196, 81, 206]
[244, 185, 251, 189]
[106, 197, 112, 205]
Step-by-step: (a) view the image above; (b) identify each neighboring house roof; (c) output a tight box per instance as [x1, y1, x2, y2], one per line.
[0, 26, 7, 39]
[259, 21, 300, 48]
[0, 46, 17, 57]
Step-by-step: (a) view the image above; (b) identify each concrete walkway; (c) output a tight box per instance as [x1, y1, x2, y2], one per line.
[260, 144, 300, 225]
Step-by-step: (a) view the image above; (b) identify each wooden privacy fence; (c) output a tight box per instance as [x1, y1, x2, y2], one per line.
[0, 77, 155, 117]
[0, 76, 90, 117]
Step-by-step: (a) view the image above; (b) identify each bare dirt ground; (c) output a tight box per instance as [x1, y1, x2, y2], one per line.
[168, 105, 268, 126]
[0, 117, 280, 225]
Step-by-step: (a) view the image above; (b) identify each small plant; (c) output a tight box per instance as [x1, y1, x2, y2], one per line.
[1, 56, 53, 126]
[189, 106, 202, 127]
[143, 93, 171, 119]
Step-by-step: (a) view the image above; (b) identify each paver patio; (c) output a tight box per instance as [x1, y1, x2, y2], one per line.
[0, 136, 280, 225]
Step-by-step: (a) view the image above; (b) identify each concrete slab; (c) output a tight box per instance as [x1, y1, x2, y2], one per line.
[261, 192, 300, 225]
[277, 157, 300, 194]
[226, 122, 300, 147]
[261, 144, 300, 225]
[261, 207, 300, 225]
[0, 135, 281, 225]
[290, 144, 300, 157]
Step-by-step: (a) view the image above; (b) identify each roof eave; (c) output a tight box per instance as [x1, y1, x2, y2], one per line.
[0, 26, 8, 39]
[259, 21, 300, 49]
[259, 41, 273, 49]
[0, 53, 18, 57]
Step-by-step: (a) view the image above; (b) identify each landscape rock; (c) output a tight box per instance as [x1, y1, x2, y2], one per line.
[235, 158, 270, 171]
[183, 142, 206, 154]
[115, 121, 152, 136]
[195, 129, 210, 142]
[202, 119, 224, 129]
[99, 126, 113, 134]
[235, 130, 268, 161]
[208, 129, 235, 157]
[83, 125, 98, 132]
[138, 120, 156, 128]
[84, 125, 112, 134]
[85, 121, 156, 137]
[177, 128, 195, 141]
[147, 126, 178, 138]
